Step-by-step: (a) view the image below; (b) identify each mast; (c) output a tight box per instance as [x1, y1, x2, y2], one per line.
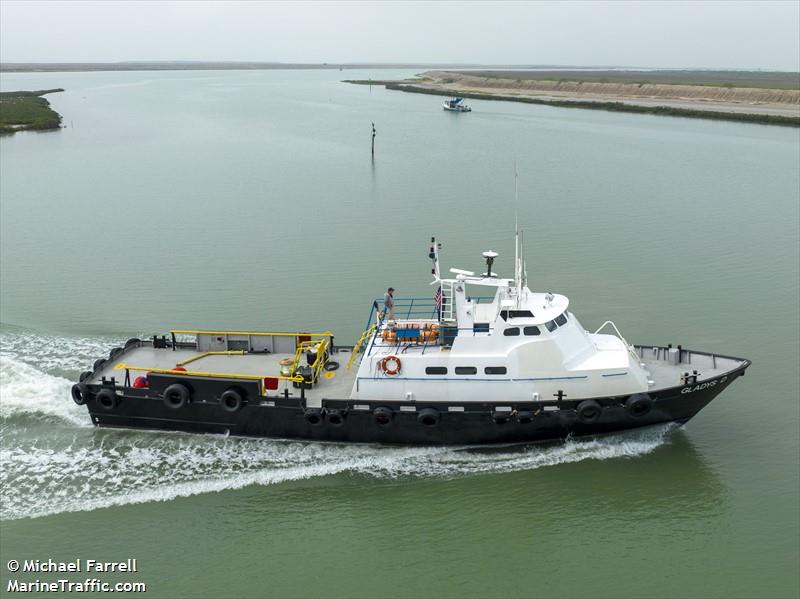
[514, 163, 523, 306]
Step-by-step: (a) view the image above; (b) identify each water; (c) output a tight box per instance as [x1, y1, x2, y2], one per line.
[1, 69, 798, 598]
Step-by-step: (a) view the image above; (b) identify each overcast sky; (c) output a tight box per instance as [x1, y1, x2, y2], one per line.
[1, 0, 798, 70]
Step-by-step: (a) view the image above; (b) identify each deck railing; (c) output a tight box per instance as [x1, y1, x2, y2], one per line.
[354, 296, 494, 360]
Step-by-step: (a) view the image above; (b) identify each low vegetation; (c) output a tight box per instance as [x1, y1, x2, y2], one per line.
[0, 89, 64, 135]
[462, 70, 800, 90]
[347, 81, 799, 127]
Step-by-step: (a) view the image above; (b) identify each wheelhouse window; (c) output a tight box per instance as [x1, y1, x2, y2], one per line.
[484, 366, 507, 375]
[425, 367, 447, 375]
[503, 327, 520, 336]
[555, 313, 568, 327]
[545, 320, 558, 332]
[473, 323, 490, 333]
[523, 326, 540, 336]
[500, 310, 535, 321]
[455, 366, 477, 375]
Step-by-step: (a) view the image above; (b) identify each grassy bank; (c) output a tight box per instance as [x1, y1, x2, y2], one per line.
[346, 80, 800, 127]
[461, 70, 800, 90]
[0, 89, 64, 135]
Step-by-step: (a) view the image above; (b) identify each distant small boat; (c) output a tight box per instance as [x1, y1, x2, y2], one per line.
[443, 97, 472, 112]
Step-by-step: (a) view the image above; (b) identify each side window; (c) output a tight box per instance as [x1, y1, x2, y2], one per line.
[555, 313, 567, 327]
[484, 366, 507, 375]
[503, 327, 520, 336]
[473, 323, 490, 333]
[425, 367, 447, 375]
[455, 366, 477, 375]
[545, 320, 557, 332]
[523, 326, 540, 336]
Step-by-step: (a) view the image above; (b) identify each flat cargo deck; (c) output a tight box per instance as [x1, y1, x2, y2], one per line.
[90, 343, 357, 403]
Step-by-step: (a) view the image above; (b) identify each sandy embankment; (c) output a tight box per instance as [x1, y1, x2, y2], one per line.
[397, 71, 800, 118]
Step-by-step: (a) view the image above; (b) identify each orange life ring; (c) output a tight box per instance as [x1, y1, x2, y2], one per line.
[381, 355, 402, 376]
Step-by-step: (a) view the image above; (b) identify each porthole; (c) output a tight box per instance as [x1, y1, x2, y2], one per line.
[485, 367, 507, 375]
[455, 366, 477, 375]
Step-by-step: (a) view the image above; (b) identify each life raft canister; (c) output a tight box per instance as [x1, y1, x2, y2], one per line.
[380, 355, 402, 376]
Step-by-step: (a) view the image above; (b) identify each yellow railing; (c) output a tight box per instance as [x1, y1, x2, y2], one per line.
[170, 329, 334, 338]
[291, 337, 330, 383]
[347, 323, 377, 371]
[177, 350, 245, 367]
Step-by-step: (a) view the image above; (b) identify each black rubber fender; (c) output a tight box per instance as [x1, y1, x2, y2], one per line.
[124, 338, 141, 349]
[418, 408, 440, 426]
[326, 408, 346, 426]
[95, 388, 118, 411]
[304, 408, 324, 426]
[492, 411, 512, 424]
[163, 383, 190, 409]
[220, 388, 244, 413]
[516, 410, 534, 424]
[79, 371, 93, 383]
[71, 383, 88, 405]
[323, 361, 340, 371]
[109, 347, 124, 360]
[625, 394, 653, 418]
[373, 406, 393, 426]
[576, 399, 603, 424]
[93, 358, 106, 372]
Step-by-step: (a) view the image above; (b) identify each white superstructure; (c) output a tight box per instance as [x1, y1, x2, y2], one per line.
[351, 235, 651, 403]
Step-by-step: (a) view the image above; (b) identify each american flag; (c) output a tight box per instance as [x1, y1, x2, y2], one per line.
[434, 287, 442, 309]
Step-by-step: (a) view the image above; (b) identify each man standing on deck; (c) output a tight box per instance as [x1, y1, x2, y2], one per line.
[383, 287, 395, 321]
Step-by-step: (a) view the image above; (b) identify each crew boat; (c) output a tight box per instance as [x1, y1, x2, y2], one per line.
[442, 97, 472, 112]
[71, 233, 750, 445]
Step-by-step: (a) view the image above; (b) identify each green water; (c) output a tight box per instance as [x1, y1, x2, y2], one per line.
[1, 69, 798, 598]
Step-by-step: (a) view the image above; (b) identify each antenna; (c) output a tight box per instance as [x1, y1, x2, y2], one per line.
[514, 161, 519, 277]
[514, 162, 523, 305]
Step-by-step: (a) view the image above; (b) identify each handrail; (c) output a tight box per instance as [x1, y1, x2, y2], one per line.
[347, 323, 378, 371]
[170, 329, 334, 338]
[291, 337, 330, 383]
[178, 350, 245, 366]
[593, 321, 640, 362]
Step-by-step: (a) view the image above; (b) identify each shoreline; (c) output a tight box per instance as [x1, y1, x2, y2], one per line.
[0, 89, 64, 135]
[346, 71, 800, 127]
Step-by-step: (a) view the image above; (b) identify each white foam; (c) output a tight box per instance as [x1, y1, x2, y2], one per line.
[0, 355, 91, 428]
[0, 328, 125, 373]
[0, 425, 673, 521]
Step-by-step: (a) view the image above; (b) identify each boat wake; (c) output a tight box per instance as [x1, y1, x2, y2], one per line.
[1, 327, 676, 521]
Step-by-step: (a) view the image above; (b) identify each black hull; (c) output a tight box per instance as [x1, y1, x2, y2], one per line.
[83, 364, 749, 445]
